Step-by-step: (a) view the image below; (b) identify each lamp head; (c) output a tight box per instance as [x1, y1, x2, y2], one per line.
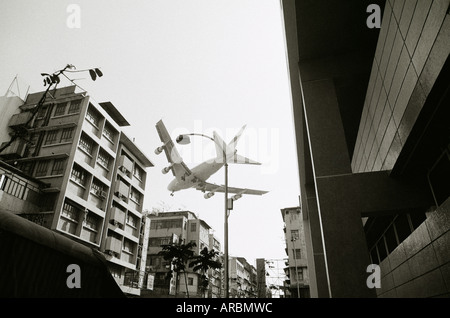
[176, 135, 191, 145]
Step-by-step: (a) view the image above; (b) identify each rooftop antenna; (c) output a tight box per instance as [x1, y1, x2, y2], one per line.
[5, 75, 30, 100]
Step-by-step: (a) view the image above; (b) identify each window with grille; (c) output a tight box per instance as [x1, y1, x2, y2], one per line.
[86, 106, 100, 126]
[18, 161, 33, 175]
[79, 134, 94, 155]
[44, 130, 58, 145]
[68, 99, 81, 114]
[60, 127, 74, 143]
[191, 222, 197, 232]
[62, 201, 80, 221]
[150, 219, 183, 229]
[51, 159, 66, 175]
[97, 149, 111, 169]
[103, 122, 116, 142]
[291, 230, 299, 241]
[70, 164, 86, 186]
[29, 133, 39, 146]
[149, 237, 171, 247]
[130, 188, 141, 204]
[35, 161, 49, 177]
[126, 213, 137, 227]
[54, 102, 67, 116]
[293, 248, 301, 259]
[123, 239, 134, 253]
[133, 164, 144, 181]
[84, 212, 98, 231]
[37, 106, 47, 118]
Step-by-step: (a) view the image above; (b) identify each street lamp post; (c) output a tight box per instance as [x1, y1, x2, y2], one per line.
[176, 133, 230, 298]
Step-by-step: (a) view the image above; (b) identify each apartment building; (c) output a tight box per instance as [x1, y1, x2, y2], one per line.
[0, 85, 153, 296]
[228, 256, 257, 298]
[281, 207, 310, 298]
[144, 210, 221, 298]
[208, 234, 223, 298]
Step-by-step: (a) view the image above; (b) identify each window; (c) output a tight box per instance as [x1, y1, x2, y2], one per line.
[37, 106, 47, 118]
[79, 134, 94, 155]
[376, 238, 387, 262]
[291, 230, 299, 241]
[60, 127, 74, 143]
[97, 149, 111, 169]
[123, 239, 134, 253]
[150, 219, 183, 230]
[18, 161, 33, 175]
[35, 161, 49, 177]
[293, 248, 301, 259]
[91, 179, 105, 196]
[70, 164, 87, 186]
[29, 133, 39, 146]
[296, 268, 304, 281]
[130, 188, 141, 204]
[51, 159, 66, 175]
[68, 99, 81, 114]
[62, 201, 80, 222]
[394, 214, 412, 243]
[188, 277, 194, 286]
[133, 164, 144, 181]
[149, 237, 171, 247]
[126, 213, 137, 228]
[54, 102, 67, 116]
[44, 130, 58, 145]
[384, 224, 397, 254]
[86, 106, 100, 126]
[84, 212, 98, 231]
[190, 223, 197, 232]
[103, 123, 115, 142]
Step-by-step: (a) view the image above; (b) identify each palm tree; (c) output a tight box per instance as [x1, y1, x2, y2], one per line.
[189, 247, 222, 298]
[158, 240, 196, 298]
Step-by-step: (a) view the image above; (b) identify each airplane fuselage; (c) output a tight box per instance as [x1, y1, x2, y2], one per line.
[168, 159, 224, 193]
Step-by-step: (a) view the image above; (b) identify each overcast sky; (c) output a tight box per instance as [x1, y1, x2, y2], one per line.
[0, 0, 300, 266]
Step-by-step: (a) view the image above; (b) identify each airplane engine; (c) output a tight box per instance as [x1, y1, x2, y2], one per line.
[232, 194, 242, 201]
[204, 192, 215, 199]
[154, 146, 163, 155]
[162, 166, 172, 174]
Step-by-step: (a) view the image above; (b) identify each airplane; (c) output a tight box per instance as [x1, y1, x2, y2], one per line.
[154, 119, 268, 199]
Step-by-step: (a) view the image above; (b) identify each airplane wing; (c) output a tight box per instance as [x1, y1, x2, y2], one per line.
[155, 120, 192, 179]
[196, 181, 268, 196]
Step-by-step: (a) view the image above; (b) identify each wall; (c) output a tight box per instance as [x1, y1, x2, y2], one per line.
[352, 0, 450, 172]
[377, 197, 450, 297]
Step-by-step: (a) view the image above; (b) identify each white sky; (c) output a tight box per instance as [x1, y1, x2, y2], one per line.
[0, 0, 300, 265]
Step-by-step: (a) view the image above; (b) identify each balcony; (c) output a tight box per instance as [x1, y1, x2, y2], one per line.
[8, 112, 33, 130]
[114, 179, 129, 199]
[110, 207, 126, 227]
[118, 155, 133, 175]
[105, 236, 122, 256]
[0, 138, 27, 159]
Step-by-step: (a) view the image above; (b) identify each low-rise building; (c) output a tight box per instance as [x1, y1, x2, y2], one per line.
[281, 207, 310, 298]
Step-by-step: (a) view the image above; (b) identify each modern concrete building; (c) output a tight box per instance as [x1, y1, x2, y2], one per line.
[0, 85, 154, 296]
[144, 210, 221, 298]
[281, 207, 310, 298]
[282, 0, 450, 297]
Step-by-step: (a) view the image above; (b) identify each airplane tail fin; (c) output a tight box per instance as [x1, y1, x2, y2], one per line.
[213, 126, 261, 165]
